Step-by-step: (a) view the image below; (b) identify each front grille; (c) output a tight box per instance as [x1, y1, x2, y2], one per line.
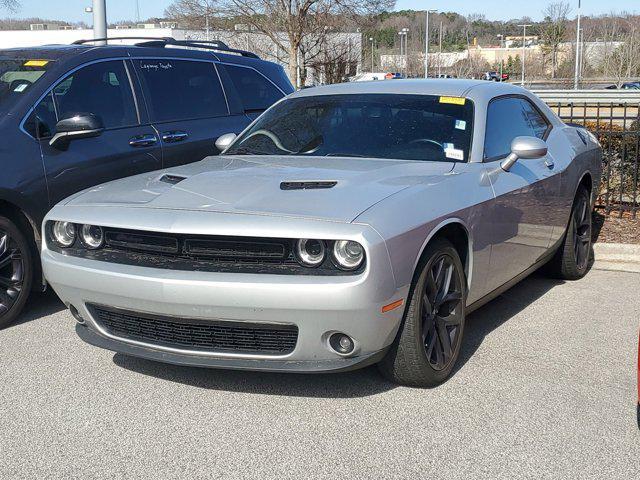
[89, 305, 298, 355]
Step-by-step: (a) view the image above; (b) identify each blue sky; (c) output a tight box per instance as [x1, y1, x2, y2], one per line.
[4, 0, 638, 23]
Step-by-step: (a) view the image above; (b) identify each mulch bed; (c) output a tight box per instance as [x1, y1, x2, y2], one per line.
[592, 209, 640, 245]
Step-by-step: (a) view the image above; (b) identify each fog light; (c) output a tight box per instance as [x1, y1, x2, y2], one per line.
[329, 333, 355, 354]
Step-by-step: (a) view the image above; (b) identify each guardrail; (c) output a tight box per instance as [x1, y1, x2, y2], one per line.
[532, 89, 640, 104]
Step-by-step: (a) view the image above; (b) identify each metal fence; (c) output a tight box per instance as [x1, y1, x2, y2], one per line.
[545, 100, 640, 217]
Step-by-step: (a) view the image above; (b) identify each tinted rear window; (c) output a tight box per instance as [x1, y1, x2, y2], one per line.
[135, 59, 228, 122]
[223, 64, 283, 112]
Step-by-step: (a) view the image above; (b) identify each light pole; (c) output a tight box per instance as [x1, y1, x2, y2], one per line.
[92, 0, 107, 45]
[403, 28, 409, 76]
[424, 9, 437, 78]
[497, 34, 504, 81]
[398, 29, 408, 76]
[438, 21, 443, 77]
[573, 0, 582, 90]
[518, 24, 531, 86]
[369, 37, 374, 72]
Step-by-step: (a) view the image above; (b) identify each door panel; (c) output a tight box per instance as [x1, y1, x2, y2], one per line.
[37, 59, 162, 205]
[133, 58, 251, 168]
[156, 115, 251, 168]
[485, 159, 560, 292]
[41, 126, 161, 205]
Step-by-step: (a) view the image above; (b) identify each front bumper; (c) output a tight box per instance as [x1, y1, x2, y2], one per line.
[42, 222, 408, 373]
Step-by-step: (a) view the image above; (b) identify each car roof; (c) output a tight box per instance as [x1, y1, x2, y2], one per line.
[289, 78, 525, 101]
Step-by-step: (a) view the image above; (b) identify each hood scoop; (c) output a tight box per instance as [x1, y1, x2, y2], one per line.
[159, 174, 188, 185]
[280, 180, 337, 191]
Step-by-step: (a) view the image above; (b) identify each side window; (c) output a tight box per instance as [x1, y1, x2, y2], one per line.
[484, 97, 549, 160]
[24, 91, 57, 138]
[53, 60, 138, 129]
[135, 59, 228, 122]
[223, 64, 283, 112]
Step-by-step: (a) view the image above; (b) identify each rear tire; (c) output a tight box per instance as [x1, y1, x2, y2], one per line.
[378, 238, 466, 387]
[0, 216, 33, 329]
[548, 186, 592, 280]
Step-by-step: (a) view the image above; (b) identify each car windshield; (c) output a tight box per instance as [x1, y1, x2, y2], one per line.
[224, 93, 474, 162]
[0, 58, 51, 110]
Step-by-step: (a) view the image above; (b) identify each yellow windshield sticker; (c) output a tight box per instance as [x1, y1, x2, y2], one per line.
[24, 60, 49, 67]
[439, 96, 466, 105]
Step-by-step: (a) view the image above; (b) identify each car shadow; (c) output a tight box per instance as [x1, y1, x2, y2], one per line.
[8, 289, 65, 329]
[451, 271, 564, 377]
[112, 272, 565, 397]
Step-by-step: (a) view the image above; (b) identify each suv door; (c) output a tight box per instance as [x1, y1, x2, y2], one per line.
[133, 58, 250, 168]
[27, 59, 162, 205]
[483, 96, 561, 292]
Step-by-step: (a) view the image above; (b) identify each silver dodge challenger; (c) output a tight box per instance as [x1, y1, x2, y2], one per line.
[41, 80, 601, 386]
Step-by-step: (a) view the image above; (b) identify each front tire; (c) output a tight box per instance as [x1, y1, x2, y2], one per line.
[548, 187, 592, 280]
[379, 238, 466, 387]
[0, 216, 33, 329]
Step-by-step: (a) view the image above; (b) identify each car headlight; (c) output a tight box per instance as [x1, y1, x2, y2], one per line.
[80, 224, 104, 249]
[295, 239, 326, 267]
[51, 221, 76, 248]
[332, 240, 364, 270]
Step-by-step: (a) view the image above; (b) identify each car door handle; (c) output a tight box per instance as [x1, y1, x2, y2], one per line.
[161, 131, 189, 143]
[129, 134, 158, 147]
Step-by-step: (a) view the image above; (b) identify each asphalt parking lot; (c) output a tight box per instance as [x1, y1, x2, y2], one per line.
[0, 268, 638, 479]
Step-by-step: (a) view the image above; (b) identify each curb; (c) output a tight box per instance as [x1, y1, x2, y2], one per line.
[593, 243, 640, 273]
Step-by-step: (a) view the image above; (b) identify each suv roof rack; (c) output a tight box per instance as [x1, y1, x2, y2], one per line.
[72, 36, 260, 59]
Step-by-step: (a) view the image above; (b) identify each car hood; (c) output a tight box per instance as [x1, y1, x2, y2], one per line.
[63, 155, 454, 223]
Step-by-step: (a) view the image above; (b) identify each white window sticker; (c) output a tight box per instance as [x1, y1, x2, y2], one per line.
[13, 83, 28, 92]
[443, 142, 454, 150]
[444, 147, 464, 161]
[455, 119, 467, 130]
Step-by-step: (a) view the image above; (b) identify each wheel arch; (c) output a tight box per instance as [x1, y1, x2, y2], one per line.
[411, 218, 473, 291]
[576, 170, 594, 207]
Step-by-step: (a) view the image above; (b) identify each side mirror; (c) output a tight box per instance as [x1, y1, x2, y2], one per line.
[215, 133, 237, 152]
[501, 136, 548, 171]
[49, 113, 104, 149]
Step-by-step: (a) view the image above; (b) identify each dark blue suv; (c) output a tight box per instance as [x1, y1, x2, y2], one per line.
[0, 37, 293, 327]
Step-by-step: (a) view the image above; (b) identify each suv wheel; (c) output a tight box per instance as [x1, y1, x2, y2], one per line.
[0, 216, 33, 329]
[379, 238, 466, 387]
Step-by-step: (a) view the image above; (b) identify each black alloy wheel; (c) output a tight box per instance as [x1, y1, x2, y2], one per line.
[421, 253, 464, 371]
[0, 216, 33, 328]
[379, 238, 466, 387]
[572, 192, 591, 272]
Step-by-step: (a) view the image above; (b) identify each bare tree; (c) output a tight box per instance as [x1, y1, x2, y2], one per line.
[1, 0, 20, 12]
[214, 0, 394, 86]
[540, 1, 570, 78]
[165, 0, 222, 31]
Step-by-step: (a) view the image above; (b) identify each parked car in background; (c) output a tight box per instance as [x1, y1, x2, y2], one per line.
[42, 80, 601, 386]
[351, 72, 404, 82]
[483, 71, 509, 82]
[0, 37, 293, 328]
[621, 82, 640, 90]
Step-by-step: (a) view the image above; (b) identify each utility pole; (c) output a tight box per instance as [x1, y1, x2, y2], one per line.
[518, 24, 531, 87]
[135, 0, 140, 23]
[497, 34, 504, 81]
[424, 9, 437, 78]
[92, 0, 107, 45]
[438, 21, 443, 77]
[369, 37, 374, 72]
[573, 0, 582, 89]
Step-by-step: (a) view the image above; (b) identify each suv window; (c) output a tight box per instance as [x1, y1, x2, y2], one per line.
[484, 96, 549, 160]
[24, 91, 57, 138]
[53, 60, 138, 129]
[135, 59, 228, 122]
[224, 64, 283, 112]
